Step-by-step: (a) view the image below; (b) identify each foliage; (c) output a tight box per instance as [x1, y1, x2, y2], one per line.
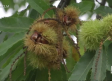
[0, 0, 112, 81]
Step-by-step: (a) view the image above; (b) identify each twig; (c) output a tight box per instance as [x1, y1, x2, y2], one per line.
[24, 50, 27, 76]
[57, 24, 63, 68]
[96, 0, 106, 6]
[96, 0, 102, 5]
[94, 41, 103, 79]
[10, 46, 27, 81]
[101, 0, 106, 6]
[62, 58, 70, 73]
[26, 18, 61, 34]
[96, 14, 102, 20]
[48, 69, 51, 81]
[41, 7, 56, 18]
[58, 0, 71, 8]
[96, 0, 106, 19]
[64, 28, 81, 57]
[58, 0, 65, 8]
[75, 28, 79, 49]
[10, 53, 24, 81]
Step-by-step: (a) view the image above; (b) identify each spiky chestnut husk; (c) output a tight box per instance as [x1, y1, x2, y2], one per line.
[57, 6, 79, 30]
[32, 17, 43, 25]
[44, 20, 58, 27]
[27, 48, 60, 69]
[24, 35, 35, 52]
[24, 23, 58, 55]
[43, 47, 59, 62]
[27, 38, 70, 69]
[47, 38, 70, 69]
[103, 15, 112, 26]
[79, 20, 109, 50]
[57, 8, 64, 21]
[25, 22, 58, 44]
[28, 53, 48, 69]
[31, 16, 62, 32]
[30, 23, 58, 44]
[67, 24, 77, 32]
[43, 19, 63, 32]
[47, 60, 61, 69]
[64, 6, 79, 25]
[102, 14, 112, 37]
[45, 38, 70, 68]
[25, 35, 58, 56]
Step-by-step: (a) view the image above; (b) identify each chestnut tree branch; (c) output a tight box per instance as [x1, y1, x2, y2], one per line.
[58, 0, 71, 8]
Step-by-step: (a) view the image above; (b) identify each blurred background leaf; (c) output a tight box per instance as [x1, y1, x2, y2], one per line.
[26, 0, 54, 17]
[71, 1, 95, 15]
[94, 6, 112, 16]
[69, 50, 95, 81]
[91, 47, 106, 81]
[0, 0, 26, 12]
[0, 17, 34, 33]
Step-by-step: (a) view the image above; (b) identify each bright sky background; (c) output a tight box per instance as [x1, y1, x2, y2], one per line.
[0, 2, 28, 18]
[0, 0, 109, 20]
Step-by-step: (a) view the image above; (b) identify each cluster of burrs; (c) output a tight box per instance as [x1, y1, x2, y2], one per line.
[79, 14, 112, 50]
[10, 6, 80, 81]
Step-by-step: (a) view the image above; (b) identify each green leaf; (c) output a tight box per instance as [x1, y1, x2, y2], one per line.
[50, 65, 67, 81]
[18, 9, 27, 17]
[104, 40, 112, 49]
[103, 40, 112, 71]
[5, 59, 67, 81]
[0, 40, 23, 68]
[3, 34, 8, 42]
[1, 0, 26, 12]
[86, 70, 91, 81]
[35, 65, 67, 81]
[0, 50, 23, 81]
[0, 0, 14, 11]
[70, 0, 76, 4]
[68, 50, 95, 81]
[0, 32, 7, 44]
[0, 33, 24, 56]
[91, 47, 106, 80]
[106, 43, 112, 71]
[21, 64, 67, 81]
[94, 6, 112, 16]
[29, 9, 40, 19]
[34, 69, 48, 81]
[27, 0, 53, 17]
[107, 0, 112, 7]
[5, 58, 33, 81]
[104, 71, 112, 80]
[72, 46, 80, 61]
[0, 17, 34, 32]
[66, 46, 76, 78]
[0, 27, 28, 33]
[25, 69, 37, 81]
[12, 5, 30, 17]
[71, 1, 94, 15]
